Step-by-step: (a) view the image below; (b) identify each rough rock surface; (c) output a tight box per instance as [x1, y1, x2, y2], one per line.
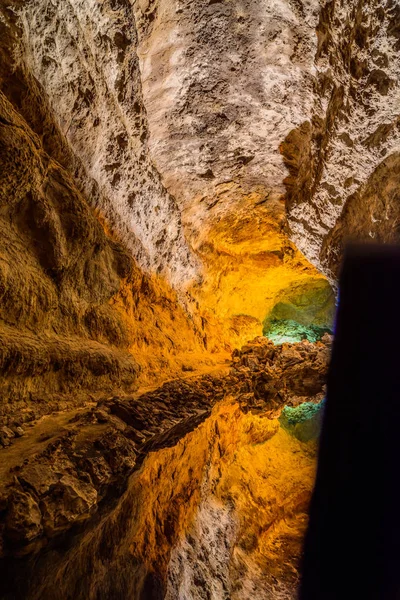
[283, 0, 400, 277]
[320, 152, 400, 277]
[11, 0, 398, 289]
[1, 0, 398, 329]
[6, 0, 397, 334]
[0, 81, 213, 422]
[0, 0, 335, 346]
[0, 11, 221, 422]
[0, 336, 330, 598]
[0, 0, 397, 598]
[16, 0, 198, 285]
[232, 334, 330, 415]
[0, 86, 138, 418]
[134, 0, 320, 235]
[10, 0, 321, 277]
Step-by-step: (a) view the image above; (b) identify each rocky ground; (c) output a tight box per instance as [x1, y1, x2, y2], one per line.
[0, 335, 331, 598]
[0, 1, 397, 598]
[231, 334, 330, 415]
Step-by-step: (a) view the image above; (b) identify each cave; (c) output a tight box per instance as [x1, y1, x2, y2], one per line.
[0, 1, 399, 599]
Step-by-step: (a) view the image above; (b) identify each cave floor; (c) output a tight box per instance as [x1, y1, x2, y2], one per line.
[0, 336, 330, 599]
[0, 361, 231, 478]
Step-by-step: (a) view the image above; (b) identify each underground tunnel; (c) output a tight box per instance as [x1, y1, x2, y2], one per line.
[0, 0, 399, 598]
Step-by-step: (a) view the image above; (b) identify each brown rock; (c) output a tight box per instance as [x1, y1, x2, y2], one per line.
[18, 464, 59, 496]
[40, 475, 98, 537]
[12, 427, 25, 437]
[1, 427, 15, 439]
[5, 491, 42, 543]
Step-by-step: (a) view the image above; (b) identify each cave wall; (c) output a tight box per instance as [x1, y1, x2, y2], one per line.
[133, 0, 320, 230]
[3, 0, 336, 348]
[0, 3, 213, 424]
[2, 0, 398, 330]
[321, 151, 400, 276]
[283, 0, 400, 278]
[133, 0, 337, 340]
[0, 87, 138, 418]
[0, 83, 212, 422]
[16, 0, 198, 286]
[1, 1, 398, 598]
[1, 0, 398, 411]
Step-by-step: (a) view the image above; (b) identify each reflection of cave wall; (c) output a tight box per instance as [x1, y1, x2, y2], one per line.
[11, 400, 318, 600]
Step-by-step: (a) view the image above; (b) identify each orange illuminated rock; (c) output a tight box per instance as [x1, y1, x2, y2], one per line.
[16, 399, 317, 599]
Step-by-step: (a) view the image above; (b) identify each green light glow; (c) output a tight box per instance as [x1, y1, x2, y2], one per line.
[263, 318, 332, 344]
[279, 400, 326, 442]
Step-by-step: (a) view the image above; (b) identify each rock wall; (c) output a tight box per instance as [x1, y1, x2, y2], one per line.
[283, 0, 400, 277]
[2, 1, 397, 597]
[0, 337, 329, 599]
[1, 0, 397, 432]
[134, 0, 338, 338]
[134, 0, 320, 237]
[0, 86, 138, 419]
[321, 151, 400, 277]
[16, 0, 198, 286]
[0, 3, 214, 423]
[3, 0, 398, 327]
[135, 0, 399, 286]
[4, 0, 337, 346]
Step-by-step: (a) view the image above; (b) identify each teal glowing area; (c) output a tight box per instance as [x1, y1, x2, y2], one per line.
[262, 279, 335, 344]
[263, 319, 332, 344]
[280, 400, 326, 442]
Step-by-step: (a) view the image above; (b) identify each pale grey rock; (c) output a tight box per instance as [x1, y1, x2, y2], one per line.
[165, 499, 237, 600]
[134, 0, 321, 248]
[284, 0, 400, 277]
[11, 0, 400, 288]
[18, 0, 199, 287]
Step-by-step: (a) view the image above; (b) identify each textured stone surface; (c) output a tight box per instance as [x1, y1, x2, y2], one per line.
[283, 0, 400, 277]
[134, 0, 320, 236]
[0, 86, 139, 418]
[0, 10, 224, 422]
[320, 152, 400, 277]
[17, 0, 198, 286]
[0, 0, 399, 597]
[0, 335, 330, 600]
[5, 0, 337, 344]
[232, 335, 330, 415]
[2, 0, 398, 316]
[0, 80, 215, 422]
[12, 0, 322, 273]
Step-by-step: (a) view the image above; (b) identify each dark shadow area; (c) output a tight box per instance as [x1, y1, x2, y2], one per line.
[300, 244, 400, 599]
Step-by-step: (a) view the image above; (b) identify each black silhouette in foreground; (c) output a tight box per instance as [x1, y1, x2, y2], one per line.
[299, 245, 400, 600]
